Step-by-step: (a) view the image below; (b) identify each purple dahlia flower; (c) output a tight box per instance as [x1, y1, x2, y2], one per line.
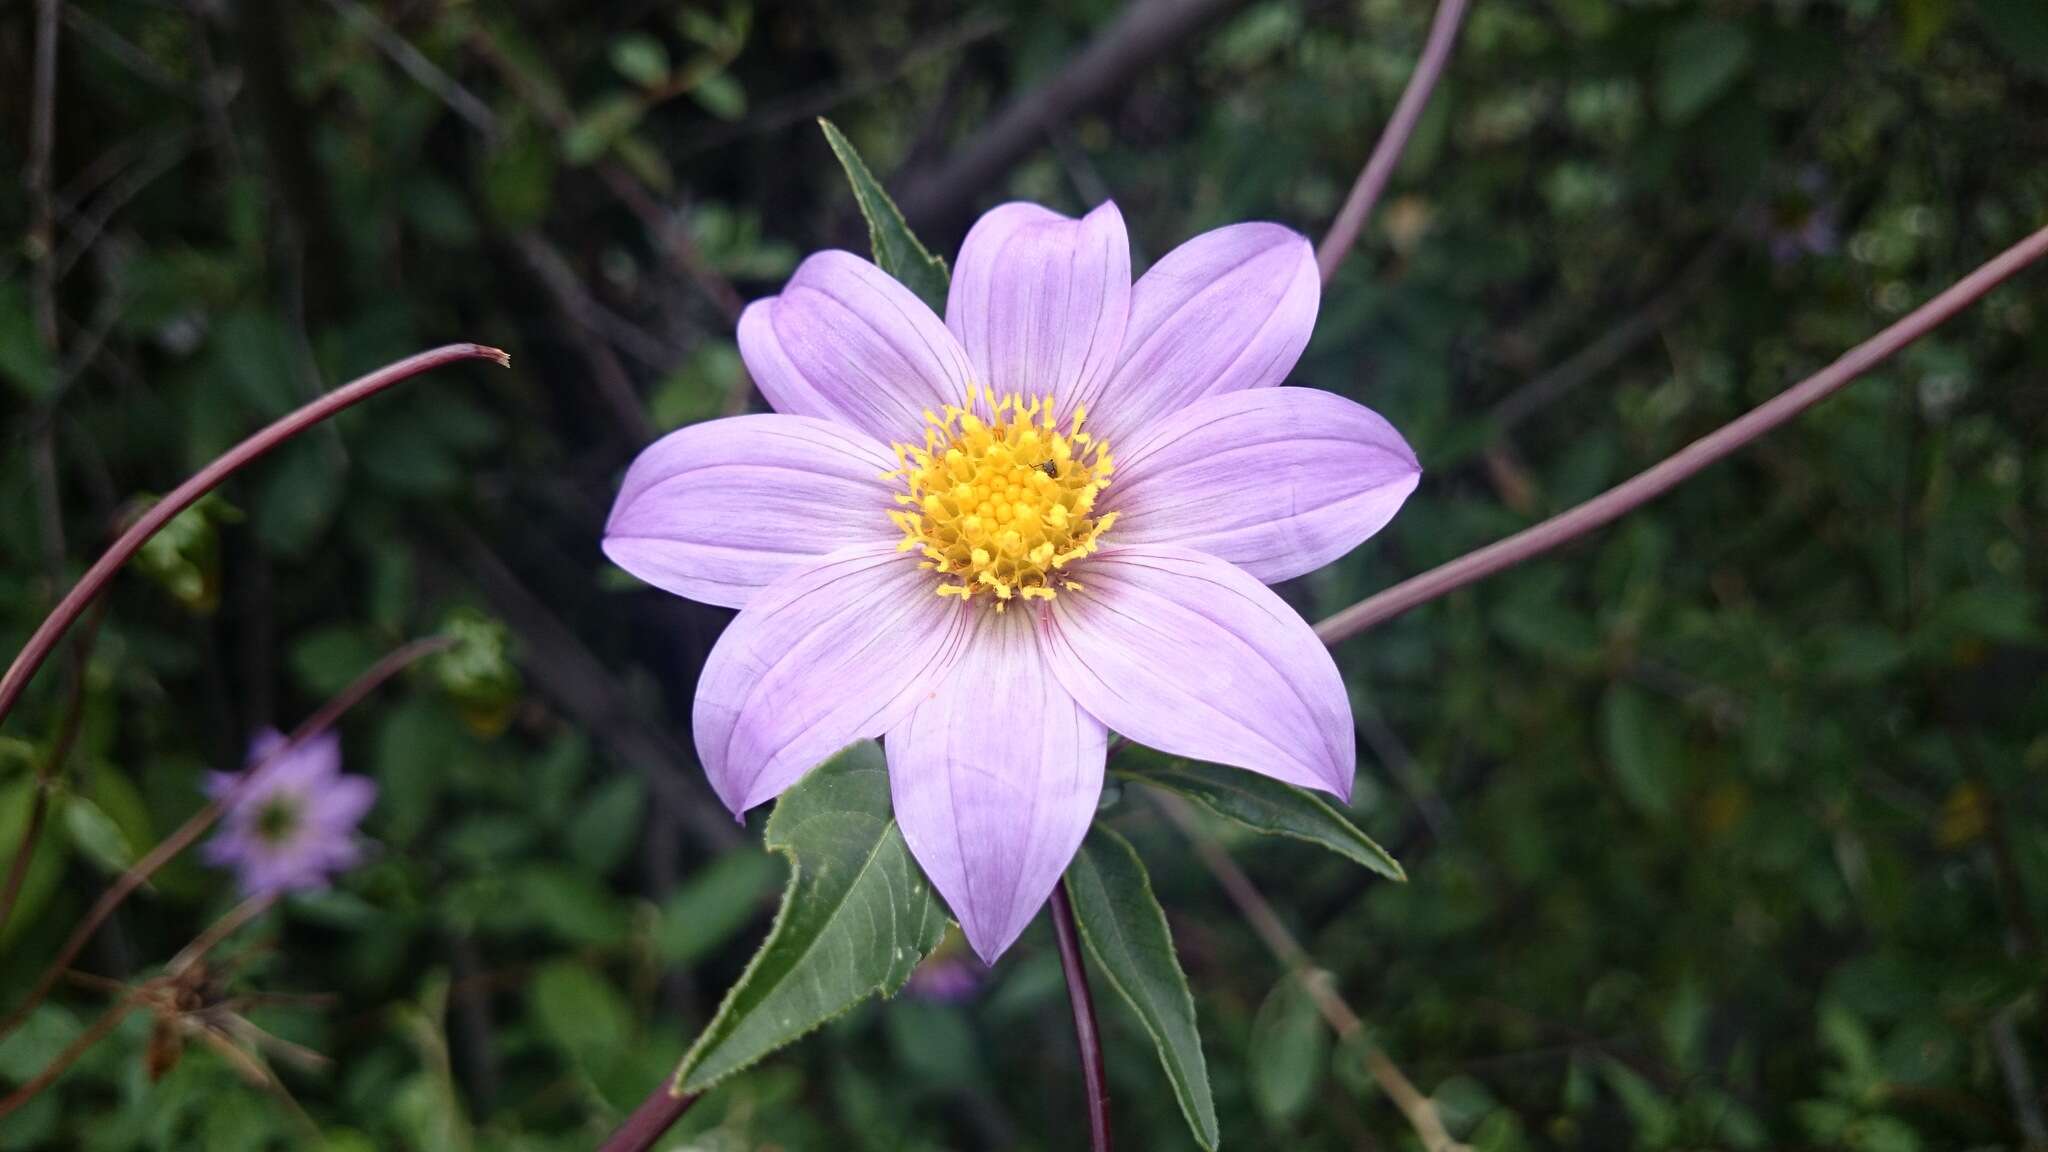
[605, 202, 1420, 962]
[203, 729, 375, 897]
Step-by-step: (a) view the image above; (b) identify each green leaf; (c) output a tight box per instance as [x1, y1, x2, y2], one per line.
[672, 740, 946, 1093]
[656, 849, 782, 967]
[691, 72, 747, 122]
[817, 118, 949, 312]
[0, 280, 55, 401]
[609, 34, 671, 89]
[1063, 827, 1219, 1151]
[1119, 756, 1403, 881]
[1249, 976, 1329, 1127]
[61, 793, 136, 874]
[530, 961, 634, 1073]
[1656, 19, 1752, 124]
[564, 95, 647, 166]
[1601, 685, 1681, 819]
[565, 775, 646, 876]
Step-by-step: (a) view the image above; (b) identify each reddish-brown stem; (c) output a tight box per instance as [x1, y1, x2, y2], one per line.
[596, 1082, 701, 1152]
[0, 635, 453, 1044]
[0, 999, 132, 1120]
[0, 344, 505, 729]
[1316, 222, 2048, 646]
[1051, 884, 1113, 1152]
[1313, 0, 1469, 283]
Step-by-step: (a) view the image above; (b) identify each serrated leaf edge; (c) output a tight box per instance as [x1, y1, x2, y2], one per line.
[671, 765, 944, 1094]
[817, 117, 949, 288]
[1066, 827, 1222, 1151]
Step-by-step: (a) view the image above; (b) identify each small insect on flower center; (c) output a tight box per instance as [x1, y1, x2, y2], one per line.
[886, 387, 1116, 606]
[254, 795, 301, 847]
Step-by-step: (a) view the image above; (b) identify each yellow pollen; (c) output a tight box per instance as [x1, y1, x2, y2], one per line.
[886, 387, 1116, 607]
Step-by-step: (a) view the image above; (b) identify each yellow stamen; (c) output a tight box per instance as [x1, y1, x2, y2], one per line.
[885, 387, 1116, 605]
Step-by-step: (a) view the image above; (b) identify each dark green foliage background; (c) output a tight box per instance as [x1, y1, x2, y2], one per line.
[3, 0, 2046, 1148]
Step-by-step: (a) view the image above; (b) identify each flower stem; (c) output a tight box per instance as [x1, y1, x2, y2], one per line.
[0, 342, 507, 731]
[596, 1082, 700, 1152]
[1314, 0, 1470, 283]
[1051, 883, 1113, 1152]
[1315, 221, 2048, 646]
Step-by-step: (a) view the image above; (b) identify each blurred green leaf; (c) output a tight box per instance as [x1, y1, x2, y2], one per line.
[1656, 20, 1752, 124]
[565, 775, 645, 875]
[1248, 976, 1328, 1127]
[253, 440, 341, 558]
[290, 626, 381, 698]
[1601, 684, 1681, 819]
[673, 740, 946, 1093]
[656, 848, 781, 967]
[0, 280, 55, 401]
[531, 961, 634, 1073]
[61, 792, 136, 874]
[1120, 756, 1403, 881]
[564, 94, 646, 165]
[818, 118, 950, 312]
[609, 34, 671, 89]
[692, 72, 747, 121]
[1064, 826, 1219, 1151]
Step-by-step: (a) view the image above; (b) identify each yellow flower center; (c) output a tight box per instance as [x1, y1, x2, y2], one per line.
[886, 388, 1116, 606]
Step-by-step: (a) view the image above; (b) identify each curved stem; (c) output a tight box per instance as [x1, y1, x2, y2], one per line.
[1316, 221, 2048, 646]
[596, 1082, 700, 1152]
[0, 342, 508, 729]
[1051, 883, 1113, 1152]
[1314, 0, 1470, 283]
[0, 635, 452, 1043]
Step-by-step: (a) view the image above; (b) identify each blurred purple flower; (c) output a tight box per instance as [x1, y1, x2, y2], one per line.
[202, 729, 375, 897]
[1764, 167, 1840, 264]
[604, 201, 1419, 962]
[906, 949, 987, 1003]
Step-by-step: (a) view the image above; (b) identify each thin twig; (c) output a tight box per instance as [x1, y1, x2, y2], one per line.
[1149, 791, 1467, 1152]
[1314, 222, 2048, 647]
[513, 233, 658, 443]
[1487, 230, 1739, 432]
[0, 889, 291, 1119]
[596, 1082, 700, 1152]
[166, 892, 276, 977]
[0, 635, 454, 1044]
[676, 14, 1009, 158]
[0, 999, 133, 1119]
[322, 0, 499, 137]
[439, 523, 740, 848]
[892, 0, 1252, 230]
[1314, 0, 1470, 283]
[1051, 884, 1113, 1152]
[0, 344, 506, 728]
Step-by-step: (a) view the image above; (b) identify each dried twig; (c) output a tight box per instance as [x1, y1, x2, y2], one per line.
[1149, 791, 1469, 1152]
[322, 0, 498, 137]
[892, 0, 1252, 230]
